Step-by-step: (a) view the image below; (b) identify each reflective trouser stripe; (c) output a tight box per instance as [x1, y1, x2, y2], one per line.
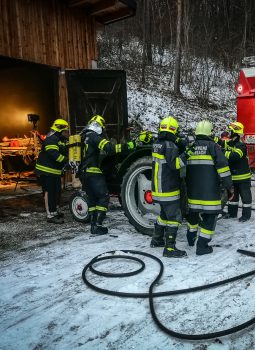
[157, 216, 180, 227]
[228, 201, 239, 205]
[88, 207, 96, 212]
[187, 223, 198, 232]
[243, 204, 252, 207]
[96, 206, 107, 212]
[86, 167, 102, 174]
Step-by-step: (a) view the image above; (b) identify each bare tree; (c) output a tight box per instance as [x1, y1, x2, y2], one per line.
[174, 0, 182, 94]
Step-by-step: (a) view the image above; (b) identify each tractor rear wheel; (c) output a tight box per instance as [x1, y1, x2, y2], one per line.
[121, 156, 159, 236]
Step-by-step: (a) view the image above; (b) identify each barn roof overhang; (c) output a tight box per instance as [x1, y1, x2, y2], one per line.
[68, 0, 137, 24]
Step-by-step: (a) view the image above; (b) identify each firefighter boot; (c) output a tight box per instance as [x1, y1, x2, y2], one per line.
[239, 206, 251, 222]
[196, 236, 213, 255]
[228, 203, 238, 218]
[150, 223, 165, 247]
[186, 230, 197, 246]
[91, 212, 108, 235]
[163, 227, 187, 258]
[47, 212, 64, 224]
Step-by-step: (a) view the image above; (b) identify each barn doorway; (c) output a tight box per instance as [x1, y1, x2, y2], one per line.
[0, 56, 59, 183]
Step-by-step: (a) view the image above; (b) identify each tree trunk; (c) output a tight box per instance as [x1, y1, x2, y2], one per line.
[174, 0, 182, 94]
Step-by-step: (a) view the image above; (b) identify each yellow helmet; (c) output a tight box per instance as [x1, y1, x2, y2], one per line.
[139, 130, 153, 144]
[51, 119, 69, 132]
[88, 115, 106, 129]
[228, 121, 244, 135]
[159, 116, 179, 135]
[195, 120, 213, 136]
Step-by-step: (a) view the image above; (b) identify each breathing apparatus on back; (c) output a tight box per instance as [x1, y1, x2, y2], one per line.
[68, 115, 106, 173]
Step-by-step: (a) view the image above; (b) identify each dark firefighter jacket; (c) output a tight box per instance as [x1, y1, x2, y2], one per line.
[186, 136, 232, 213]
[222, 138, 251, 182]
[35, 131, 67, 176]
[80, 130, 130, 175]
[152, 132, 186, 203]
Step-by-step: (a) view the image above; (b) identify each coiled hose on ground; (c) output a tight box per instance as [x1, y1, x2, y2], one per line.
[82, 249, 255, 341]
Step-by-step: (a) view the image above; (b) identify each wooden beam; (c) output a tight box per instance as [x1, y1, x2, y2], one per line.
[96, 7, 133, 24]
[68, 0, 95, 8]
[87, 0, 117, 15]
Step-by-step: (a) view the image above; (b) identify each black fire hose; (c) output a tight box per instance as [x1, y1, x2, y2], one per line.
[82, 249, 255, 341]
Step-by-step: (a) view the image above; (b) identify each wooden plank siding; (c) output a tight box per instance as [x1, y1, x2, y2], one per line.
[0, 0, 97, 69]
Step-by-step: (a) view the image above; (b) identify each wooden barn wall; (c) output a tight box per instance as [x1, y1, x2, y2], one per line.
[0, 0, 97, 69]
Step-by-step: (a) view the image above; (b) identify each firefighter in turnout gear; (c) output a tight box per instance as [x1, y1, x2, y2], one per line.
[186, 120, 233, 255]
[80, 115, 135, 235]
[223, 122, 252, 222]
[35, 118, 69, 224]
[151, 116, 190, 258]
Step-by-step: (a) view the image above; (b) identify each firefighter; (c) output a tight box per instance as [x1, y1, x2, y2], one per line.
[151, 116, 191, 258]
[80, 115, 135, 235]
[35, 118, 69, 224]
[185, 120, 233, 255]
[223, 121, 252, 222]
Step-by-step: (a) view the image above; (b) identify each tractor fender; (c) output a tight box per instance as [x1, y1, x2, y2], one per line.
[117, 146, 152, 178]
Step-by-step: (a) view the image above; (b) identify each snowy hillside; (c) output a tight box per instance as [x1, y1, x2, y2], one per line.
[98, 42, 238, 135]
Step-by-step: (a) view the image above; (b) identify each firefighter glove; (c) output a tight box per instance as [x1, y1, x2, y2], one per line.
[184, 145, 195, 159]
[127, 141, 136, 150]
[139, 131, 153, 144]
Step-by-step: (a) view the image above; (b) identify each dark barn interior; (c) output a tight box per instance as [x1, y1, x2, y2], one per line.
[0, 56, 58, 140]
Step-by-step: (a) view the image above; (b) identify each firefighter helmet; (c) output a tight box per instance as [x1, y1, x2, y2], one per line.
[159, 117, 179, 135]
[51, 119, 69, 132]
[195, 120, 213, 136]
[88, 115, 106, 129]
[228, 121, 244, 135]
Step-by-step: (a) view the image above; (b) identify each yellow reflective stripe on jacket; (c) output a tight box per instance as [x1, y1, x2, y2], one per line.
[176, 158, 181, 170]
[225, 151, 231, 159]
[154, 162, 159, 193]
[35, 164, 62, 175]
[217, 166, 230, 174]
[233, 148, 243, 157]
[45, 145, 59, 151]
[56, 154, 65, 162]
[152, 190, 180, 197]
[115, 144, 122, 153]
[83, 144, 88, 156]
[152, 152, 165, 159]
[98, 139, 109, 150]
[96, 206, 107, 212]
[217, 166, 231, 177]
[86, 167, 102, 174]
[232, 173, 252, 181]
[187, 223, 198, 230]
[189, 155, 213, 160]
[188, 199, 221, 205]
[58, 141, 66, 146]
[157, 216, 180, 227]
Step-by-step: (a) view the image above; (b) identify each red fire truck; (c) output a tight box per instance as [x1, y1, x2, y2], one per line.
[236, 56, 255, 171]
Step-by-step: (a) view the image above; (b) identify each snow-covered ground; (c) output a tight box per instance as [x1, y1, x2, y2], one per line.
[1, 189, 255, 350]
